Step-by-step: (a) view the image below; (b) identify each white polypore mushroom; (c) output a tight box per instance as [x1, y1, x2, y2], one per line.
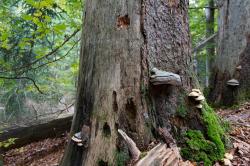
[195, 95, 205, 102]
[196, 104, 203, 109]
[188, 91, 200, 97]
[71, 132, 82, 143]
[192, 89, 202, 94]
[227, 79, 239, 86]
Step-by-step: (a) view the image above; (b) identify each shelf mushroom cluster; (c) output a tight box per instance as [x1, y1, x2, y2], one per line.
[188, 89, 205, 109]
[150, 67, 181, 86]
[71, 132, 84, 146]
[227, 79, 239, 87]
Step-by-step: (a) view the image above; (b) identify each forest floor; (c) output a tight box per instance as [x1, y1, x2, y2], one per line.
[3, 102, 250, 166]
[3, 135, 67, 166]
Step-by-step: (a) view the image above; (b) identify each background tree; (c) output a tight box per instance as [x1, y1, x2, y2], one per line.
[61, 0, 225, 165]
[189, 0, 218, 90]
[209, 0, 250, 106]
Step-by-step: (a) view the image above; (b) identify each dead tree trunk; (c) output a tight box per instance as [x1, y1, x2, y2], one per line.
[60, 0, 224, 165]
[209, 0, 250, 106]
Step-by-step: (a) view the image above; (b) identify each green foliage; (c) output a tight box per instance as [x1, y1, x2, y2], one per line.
[115, 150, 129, 166]
[181, 103, 226, 166]
[0, 0, 82, 123]
[189, 0, 219, 87]
[0, 138, 16, 148]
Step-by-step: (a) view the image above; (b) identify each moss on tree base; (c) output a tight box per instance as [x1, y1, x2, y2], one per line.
[181, 103, 225, 166]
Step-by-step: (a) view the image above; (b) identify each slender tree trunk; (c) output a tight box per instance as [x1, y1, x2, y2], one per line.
[205, 0, 215, 87]
[61, 0, 211, 165]
[209, 0, 250, 106]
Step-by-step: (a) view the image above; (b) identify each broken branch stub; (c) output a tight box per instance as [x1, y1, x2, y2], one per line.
[135, 143, 183, 166]
[150, 68, 181, 86]
[117, 129, 141, 161]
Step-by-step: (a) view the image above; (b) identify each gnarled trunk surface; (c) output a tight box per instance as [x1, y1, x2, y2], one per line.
[60, 0, 204, 165]
[209, 0, 250, 106]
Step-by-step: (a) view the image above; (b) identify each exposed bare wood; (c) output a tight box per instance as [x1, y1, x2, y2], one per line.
[136, 143, 187, 166]
[118, 129, 141, 161]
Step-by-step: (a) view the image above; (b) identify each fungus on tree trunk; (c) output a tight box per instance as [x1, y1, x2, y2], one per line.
[150, 68, 181, 86]
[226, 79, 240, 87]
[188, 89, 205, 109]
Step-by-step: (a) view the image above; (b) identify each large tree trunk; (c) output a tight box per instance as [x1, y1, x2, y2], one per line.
[209, 0, 250, 106]
[60, 0, 216, 166]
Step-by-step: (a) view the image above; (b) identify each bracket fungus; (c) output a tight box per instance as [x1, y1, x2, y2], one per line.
[71, 125, 90, 147]
[150, 68, 181, 86]
[227, 79, 239, 87]
[71, 132, 83, 146]
[236, 65, 242, 71]
[188, 89, 205, 109]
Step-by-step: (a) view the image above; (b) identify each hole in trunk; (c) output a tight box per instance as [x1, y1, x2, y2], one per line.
[98, 160, 108, 166]
[125, 97, 137, 120]
[117, 14, 130, 29]
[103, 122, 111, 137]
[113, 91, 118, 112]
[95, 121, 99, 137]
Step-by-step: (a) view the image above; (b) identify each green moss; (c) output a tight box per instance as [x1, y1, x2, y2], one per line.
[181, 103, 226, 166]
[181, 130, 220, 166]
[139, 152, 147, 159]
[115, 150, 129, 166]
[202, 103, 225, 159]
[177, 103, 187, 117]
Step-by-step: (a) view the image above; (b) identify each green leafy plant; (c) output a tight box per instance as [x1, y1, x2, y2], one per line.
[0, 131, 17, 148]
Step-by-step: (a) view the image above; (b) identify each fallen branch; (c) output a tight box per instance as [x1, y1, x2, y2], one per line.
[0, 29, 80, 74]
[0, 76, 44, 94]
[117, 129, 141, 161]
[192, 33, 217, 53]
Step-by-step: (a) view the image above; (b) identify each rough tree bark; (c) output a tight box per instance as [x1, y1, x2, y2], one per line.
[205, 0, 215, 87]
[209, 0, 250, 106]
[60, 0, 208, 165]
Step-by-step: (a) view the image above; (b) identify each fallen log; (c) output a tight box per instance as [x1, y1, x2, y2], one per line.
[0, 115, 72, 151]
